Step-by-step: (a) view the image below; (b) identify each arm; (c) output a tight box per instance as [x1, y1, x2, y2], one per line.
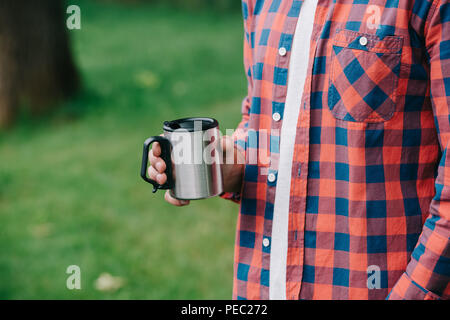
[232, 0, 253, 158]
[220, 0, 253, 202]
[388, 0, 450, 300]
[149, 1, 253, 206]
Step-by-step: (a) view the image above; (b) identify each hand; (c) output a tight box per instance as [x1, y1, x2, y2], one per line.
[221, 135, 245, 193]
[148, 139, 190, 206]
[148, 135, 245, 206]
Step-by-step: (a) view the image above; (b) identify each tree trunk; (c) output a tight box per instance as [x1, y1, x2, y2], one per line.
[0, 0, 80, 128]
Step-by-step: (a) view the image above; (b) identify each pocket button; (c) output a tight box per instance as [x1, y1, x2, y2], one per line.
[359, 36, 368, 46]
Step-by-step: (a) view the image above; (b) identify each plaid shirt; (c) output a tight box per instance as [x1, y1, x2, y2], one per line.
[224, 0, 450, 300]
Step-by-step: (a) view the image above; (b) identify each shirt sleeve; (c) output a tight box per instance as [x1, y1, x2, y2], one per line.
[221, 0, 253, 203]
[388, 0, 450, 300]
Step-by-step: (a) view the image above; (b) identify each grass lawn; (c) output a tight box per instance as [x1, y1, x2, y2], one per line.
[0, 1, 246, 299]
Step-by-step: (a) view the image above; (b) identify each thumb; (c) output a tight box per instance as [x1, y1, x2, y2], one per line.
[223, 135, 238, 152]
[221, 135, 245, 165]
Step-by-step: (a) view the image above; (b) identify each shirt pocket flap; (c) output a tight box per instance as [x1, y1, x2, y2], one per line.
[333, 29, 403, 54]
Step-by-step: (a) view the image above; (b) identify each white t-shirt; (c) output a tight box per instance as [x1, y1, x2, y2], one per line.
[270, 0, 319, 300]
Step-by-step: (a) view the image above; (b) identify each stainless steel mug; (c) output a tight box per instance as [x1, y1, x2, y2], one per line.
[141, 117, 224, 200]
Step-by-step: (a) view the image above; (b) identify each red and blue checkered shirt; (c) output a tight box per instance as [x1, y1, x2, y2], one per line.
[223, 0, 450, 300]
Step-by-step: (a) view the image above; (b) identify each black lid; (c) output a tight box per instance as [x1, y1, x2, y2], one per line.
[163, 117, 218, 132]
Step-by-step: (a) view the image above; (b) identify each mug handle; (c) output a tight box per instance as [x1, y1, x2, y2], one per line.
[141, 136, 174, 193]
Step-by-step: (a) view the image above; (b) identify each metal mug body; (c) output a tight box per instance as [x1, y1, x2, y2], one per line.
[164, 122, 223, 200]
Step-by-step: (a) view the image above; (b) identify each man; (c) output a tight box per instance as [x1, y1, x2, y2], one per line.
[149, 0, 450, 300]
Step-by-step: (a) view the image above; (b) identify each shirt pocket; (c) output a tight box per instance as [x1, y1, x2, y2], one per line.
[328, 29, 403, 123]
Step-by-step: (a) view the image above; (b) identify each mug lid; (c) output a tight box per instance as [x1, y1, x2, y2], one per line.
[163, 117, 218, 132]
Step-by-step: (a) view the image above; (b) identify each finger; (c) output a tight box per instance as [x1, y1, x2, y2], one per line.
[222, 135, 235, 152]
[152, 142, 161, 157]
[148, 166, 167, 184]
[149, 149, 158, 166]
[157, 173, 167, 185]
[164, 191, 190, 206]
[147, 166, 159, 181]
[155, 158, 166, 173]
[149, 150, 166, 173]
[221, 136, 240, 165]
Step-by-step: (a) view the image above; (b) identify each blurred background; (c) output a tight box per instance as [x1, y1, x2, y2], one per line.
[0, 0, 245, 299]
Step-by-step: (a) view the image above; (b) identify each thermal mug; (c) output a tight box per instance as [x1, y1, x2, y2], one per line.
[141, 117, 224, 200]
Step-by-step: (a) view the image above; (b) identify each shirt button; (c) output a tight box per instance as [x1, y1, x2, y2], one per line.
[359, 36, 368, 46]
[272, 112, 281, 122]
[263, 238, 270, 247]
[268, 173, 276, 183]
[278, 47, 287, 56]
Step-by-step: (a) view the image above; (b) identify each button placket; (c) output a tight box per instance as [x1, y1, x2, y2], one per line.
[272, 112, 281, 121]
[268, 172, 277, 183]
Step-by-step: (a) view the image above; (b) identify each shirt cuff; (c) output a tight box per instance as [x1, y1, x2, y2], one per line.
[220, 191, 241, 204]
[387, 272, 442, 300]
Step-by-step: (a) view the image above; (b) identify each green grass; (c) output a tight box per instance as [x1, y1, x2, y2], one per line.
[0, 1, 245, 299]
